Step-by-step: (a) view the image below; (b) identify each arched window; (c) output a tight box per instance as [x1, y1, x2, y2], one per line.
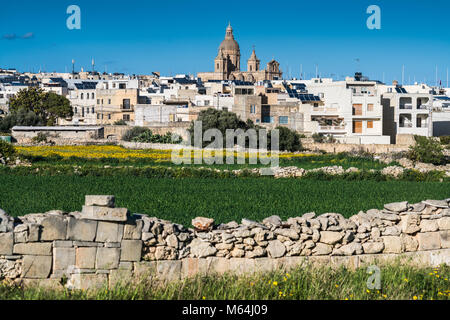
[91, 93, 95, 99]
[81, 93, 84, 99]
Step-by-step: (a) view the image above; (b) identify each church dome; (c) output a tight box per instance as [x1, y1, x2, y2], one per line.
[219, 24, 240, 54]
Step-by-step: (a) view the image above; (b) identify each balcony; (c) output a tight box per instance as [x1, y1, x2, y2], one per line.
[120, 104, 134, 112]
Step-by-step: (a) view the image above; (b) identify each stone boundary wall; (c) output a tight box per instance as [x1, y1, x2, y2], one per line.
[1, 196, 449, 290]
[303, 143, 409, 154]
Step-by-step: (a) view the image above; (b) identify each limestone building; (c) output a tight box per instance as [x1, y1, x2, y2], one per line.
[198, 24, 283, 82]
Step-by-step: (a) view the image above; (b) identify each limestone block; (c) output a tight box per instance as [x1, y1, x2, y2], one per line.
[68, 273, 108, 291]
[76, 247, 97, 269]
[123, 218, 143, 240]
[440, 231, 450, 249]
[40, 216, 67, 241]
[330, 256, 360, 270]
[96, 221, 124, 243]
[437, 217, 450, 230]
[109, 269, 133, 288]
[53, 240, 73, 248]
[362, 241, 384, 254]
[133, 261, 157, 278]
[382, 236, 403, 254]
[67, 217, 98, 242]
[401, 234, 419, 252]
[22, 255, 52, 279]
[96, 247, 120, 269]
[181, 258, 199, 278]
[0, 232, 13, 255]
[85, 195, 115, 208]
[312, 243, 332, 255]
[14, 243, 52, 256]
[53, 247, 76, 270]
[82, 205, 129, 222]
[384, 201, 408, 212]
[419, 220, 439, 232]
[229, 258, 256, 275]
[266, 240, 286, 258]
[319, 231, 343, 245]
[157, 260, 182, 282]
[120, 240, 143, 262]
[400, 214, 421, 234]
[417, 232, 441, 251]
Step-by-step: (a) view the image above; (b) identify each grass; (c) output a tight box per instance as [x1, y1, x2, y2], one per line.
[1, 264, 449, 300]
[0, 174, 448, 225]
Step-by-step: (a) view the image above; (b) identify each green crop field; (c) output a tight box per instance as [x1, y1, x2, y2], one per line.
[0, 174, 448, 226]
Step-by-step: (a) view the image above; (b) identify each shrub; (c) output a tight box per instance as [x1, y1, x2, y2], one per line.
[440, 136, 450, 147]
[122, 127, 151, 141]
[312, 133, 325, 143]
[114, 119, 127, 125]
[407, 136, 445, 165]
[31, 132, 49, 143]
[274, 126, 303, 152]
[0, 140, 15, 163]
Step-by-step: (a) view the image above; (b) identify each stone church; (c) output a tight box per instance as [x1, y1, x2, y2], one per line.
[197, 24, 283, 82]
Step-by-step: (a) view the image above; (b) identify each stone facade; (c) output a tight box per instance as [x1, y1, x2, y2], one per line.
[0, 195, 449, 290]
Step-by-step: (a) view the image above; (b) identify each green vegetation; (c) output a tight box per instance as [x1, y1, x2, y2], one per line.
[122, 126, 181, 144]
[1, 264, 448, 300]
[188, 108, 302, 151]
[408, 135, 446, 165]
[0, 175, 448, 225]
[8, 87, 73, 126]
[0, 140, 15, 161]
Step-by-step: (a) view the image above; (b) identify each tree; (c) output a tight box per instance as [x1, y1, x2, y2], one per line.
[407, 135, 445, 165]
[8, 87, 73, 125]
[188, 108, 302, 151]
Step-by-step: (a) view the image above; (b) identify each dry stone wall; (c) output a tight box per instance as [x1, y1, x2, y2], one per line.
[1, 195, 450, 290]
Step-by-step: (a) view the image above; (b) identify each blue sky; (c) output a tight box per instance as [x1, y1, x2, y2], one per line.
[0, 0, 449, 85]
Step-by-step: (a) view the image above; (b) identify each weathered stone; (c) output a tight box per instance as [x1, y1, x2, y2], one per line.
[109, 269, 133, 288]
[192, 217, 214, 231]
[123, 218, 143, 240]
[0, 232, 13, 255]
[437, 217, 450, 230]
[189, 238, 217, 258]
[76, 247, 97, 269]
[120, 240, 142, 262]
[422, 200, 448, 208]
[14, 242, 52, 256]
[263, 215, 282, 227]
[21, 255, 52, 279]
[362, 241, 384, 254]
[401, 234, 419, 252]
[157, 260, 181, 282]
[85, 195, 115, 208]
[274, 228, 299, 240]
[417, 232, 441, 251]
[53, 247, 76, 270]
[246, 246, 266, 258]
[230, 247, 245, 258]
[312, 243, 332, 255]
[440, 231, 450, 248]
[384, 201, 408, 212]
[266, 240, 286, 258]
[142, 232, 154, 241]
[319, 231, 343, 245]
[419, 220, 439, 232]
[382, 236, 403, 253]
[73, 241, 103, 247]
[40, 216, 67, 241]
[215, 242, 233, 250]
[166, 234, 178, 248]
[67, 217, 98, 242]
[382, 226, 401, 236]
[105, 242, 121, 248]
[400, 214, 421, 234]
[81, 205, 129, 222]
[96, 221, 124, 242]
[334, 242, 363, 256]
[67, 273, 108, 291]
[96, 247, 120, 269]
[53, 240, 73, 248]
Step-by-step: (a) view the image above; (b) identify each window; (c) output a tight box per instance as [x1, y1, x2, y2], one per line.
[367, 120, 373, 129]
[352, 120, 362, 133]
[108, 114, 111, 120]
[97, 99, 100, 104]
[81, 107, 85, 117]
[122, 99, 131, 109]
[81, 93, 84, 99]
[119, 83, 126, 89]
[262, 116, 274, 123]
[74, 107, 78, 114]
[92, 107, 95, 113]
[352, 104, 362, 116]
[250, 105, 256, 114]
[279, 116, 288, 124]
[91, 93, 95, 99]
[204, 100, 210, 106]
[367, 104, 374, 111]
[123, 114, 130, 121]
[313, 103, 319, 108]
[108, 99, 111, 105]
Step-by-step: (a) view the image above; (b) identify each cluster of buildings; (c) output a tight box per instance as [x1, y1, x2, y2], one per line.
[1, 24, 449, 144]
